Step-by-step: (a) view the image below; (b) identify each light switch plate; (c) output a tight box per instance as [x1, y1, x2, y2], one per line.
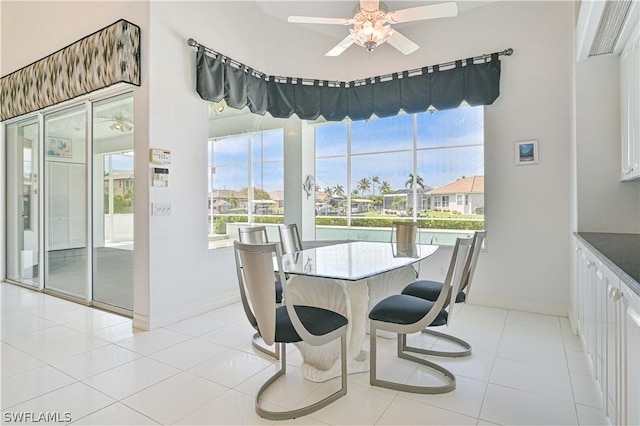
[151, 203, 171, 216]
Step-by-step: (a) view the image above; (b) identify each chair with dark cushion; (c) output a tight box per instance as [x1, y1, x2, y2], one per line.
[234, 241, 348, 420]
[238, 225, 282, 359]
[278, 223, 303, 254]
[368, 236, 473, 394]
[400, 230, 486, 357]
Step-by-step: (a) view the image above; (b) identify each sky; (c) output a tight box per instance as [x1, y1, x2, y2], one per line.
[210, 106, 484, 194]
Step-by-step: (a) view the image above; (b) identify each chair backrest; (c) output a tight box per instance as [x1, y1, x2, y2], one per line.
[233, 241, 280, 345]
[278, 224, 303, 254]
[446, 237, 474, 325]
[238, 225, 268, 244]
[461, 230, 486, 297]
[415, 236, 473, 329]
[391, 221, 419, 258]
[233, 241, 328, 347]
[390, 221, 418, 244]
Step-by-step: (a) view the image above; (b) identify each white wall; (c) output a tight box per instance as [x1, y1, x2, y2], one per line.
[145, 0, 575, 318]
[575, 55, 640, 233]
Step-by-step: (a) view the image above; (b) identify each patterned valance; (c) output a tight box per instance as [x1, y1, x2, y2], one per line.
[193, 41, 509, 122]
[0, 19, 140, 121]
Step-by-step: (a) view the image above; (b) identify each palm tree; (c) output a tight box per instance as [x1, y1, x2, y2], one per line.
[324, 186, 334, 197]
[370, 175, 380, 195]
[405, 173, 425, 190]
[356, 177, 371, 197]
[380, 181, 392, 194]
[334, 184, 345, 197]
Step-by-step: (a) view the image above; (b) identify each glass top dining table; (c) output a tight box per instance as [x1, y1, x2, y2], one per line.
[280, 241, 438, 281]
[276, 240, 439, 382]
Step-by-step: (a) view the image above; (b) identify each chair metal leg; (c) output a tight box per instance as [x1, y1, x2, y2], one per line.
[415, 328, 471, 358]
[255, 336, 347, 420]
[370, 326, 456, 394]
[252, 332, 280, 360]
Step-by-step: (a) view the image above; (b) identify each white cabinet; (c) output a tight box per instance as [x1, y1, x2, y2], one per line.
[620, 22, 640, 181]
[576, 242, 607, 400]
[620, 284, 640, 425]
[575, 238, 640, 425]
[603, 266, 621, 425]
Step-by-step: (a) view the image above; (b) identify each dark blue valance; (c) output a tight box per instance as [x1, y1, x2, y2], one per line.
[194, 44, 506, 122]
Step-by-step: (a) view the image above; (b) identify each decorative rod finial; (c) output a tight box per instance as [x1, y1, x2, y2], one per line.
[187, 38, 197, 47]
[505, 48, 513, 56]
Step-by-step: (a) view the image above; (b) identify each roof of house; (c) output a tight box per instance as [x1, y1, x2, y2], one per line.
[104, 172, 134, 180]
[269, 190, 284, 201]
[428, 176, 484, 195]
[209, 189, 246, 198]
[382, 187, 431, 196]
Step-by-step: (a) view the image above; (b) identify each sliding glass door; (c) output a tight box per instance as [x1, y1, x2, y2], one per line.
[6, 118, 40, 287]
[43, 105, 88, 299]
[92, 93, 134, 311]
[5, 91, 134, 313]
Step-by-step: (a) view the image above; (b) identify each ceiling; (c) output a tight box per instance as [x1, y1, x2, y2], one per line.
[255, 1, 496, 41]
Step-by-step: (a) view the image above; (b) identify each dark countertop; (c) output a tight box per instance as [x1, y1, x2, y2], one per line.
[575, 232, 640, 296]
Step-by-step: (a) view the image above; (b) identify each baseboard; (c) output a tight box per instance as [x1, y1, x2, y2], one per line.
[567, 305, 579, 335]
[145, 290, 240, 330]
[469, 295, 569, 317]
[133, 312, 150, 331]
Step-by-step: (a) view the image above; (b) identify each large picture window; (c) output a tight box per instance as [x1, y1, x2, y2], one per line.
[315, 107, 484, 245]
[208, 129, 284, 248]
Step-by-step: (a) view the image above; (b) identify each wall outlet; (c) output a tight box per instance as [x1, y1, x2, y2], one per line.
[152, 203, 171, 216]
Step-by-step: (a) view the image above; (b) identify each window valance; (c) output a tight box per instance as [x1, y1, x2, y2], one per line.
[0, 19, 140, 122]
[192, 40, 510, 122]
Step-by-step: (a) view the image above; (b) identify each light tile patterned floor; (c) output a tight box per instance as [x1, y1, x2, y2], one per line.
[1, 282, 608, 425]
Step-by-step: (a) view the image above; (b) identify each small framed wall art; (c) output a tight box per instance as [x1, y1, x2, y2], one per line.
[515, 139, 538, 165]
[45, 137, 72, 158]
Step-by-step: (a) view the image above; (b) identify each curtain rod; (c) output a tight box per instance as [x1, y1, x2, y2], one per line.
[187, 38, 513, 83]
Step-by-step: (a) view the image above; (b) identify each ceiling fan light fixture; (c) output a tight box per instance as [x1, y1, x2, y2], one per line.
[109, 120, 133, 132]
[351, 8, 394, 52]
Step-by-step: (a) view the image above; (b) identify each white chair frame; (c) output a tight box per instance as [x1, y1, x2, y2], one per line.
[234, 241, 347, 419]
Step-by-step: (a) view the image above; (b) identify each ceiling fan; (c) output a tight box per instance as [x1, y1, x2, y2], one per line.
[288, 0, 458, 56]
[96, 113, 134, 132]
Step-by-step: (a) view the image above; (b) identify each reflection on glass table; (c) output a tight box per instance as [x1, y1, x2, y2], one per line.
[279, 241, 438, 382]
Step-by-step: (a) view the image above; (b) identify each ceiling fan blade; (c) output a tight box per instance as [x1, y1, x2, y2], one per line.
[386, 30, 420, 55]
[360, 0, 379, 12]
[288, 15, 352, 25]
[326, 35, 356, 56]
[386, 2, 458, 24]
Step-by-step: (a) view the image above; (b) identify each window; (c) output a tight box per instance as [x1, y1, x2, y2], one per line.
[315, 107, 484, 245]
[208, 130, 284, 248]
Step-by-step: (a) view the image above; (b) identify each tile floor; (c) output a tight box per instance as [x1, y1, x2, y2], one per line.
[1, 282, 608, 425]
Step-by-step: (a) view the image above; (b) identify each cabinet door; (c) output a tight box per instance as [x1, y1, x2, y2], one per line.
[622, 286, 640, 426]
[603, 267, 621, 425]
[575, 242, 586, 334]
[621, 22, 640, 181]
[594, 260, 606, 392]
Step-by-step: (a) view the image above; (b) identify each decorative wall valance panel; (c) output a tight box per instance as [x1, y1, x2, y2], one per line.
[0, 19, 140, 121]
[191, 39, 511, 122]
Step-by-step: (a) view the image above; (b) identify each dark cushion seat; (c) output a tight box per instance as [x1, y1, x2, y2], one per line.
[368, 294, 448, 327]
[274, 305, 348, 343]
[275, 280, 283, 304]
[402, 280, 466, 303]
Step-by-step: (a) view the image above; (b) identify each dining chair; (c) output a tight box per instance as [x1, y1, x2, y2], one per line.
[400, 230, 486, 357]
[390, 221, 420, 277]
[233, 241, 348, 420]
[238, 225, 269, 244]
[238, 225, 281, 360]
[368, 236, 473, 394]
[278, 223, 303, 254]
